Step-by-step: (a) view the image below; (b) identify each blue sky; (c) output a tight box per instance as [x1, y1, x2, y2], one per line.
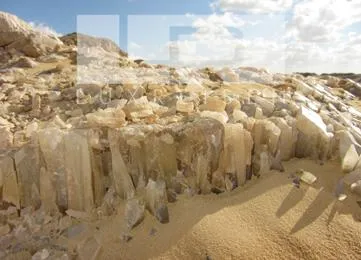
[0, 0, 214, 49]
[1, 0, 361, 73]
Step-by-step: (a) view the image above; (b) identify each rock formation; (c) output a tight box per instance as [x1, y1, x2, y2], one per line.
[1, 11, 361, 259]
[0, 11, 62, 58]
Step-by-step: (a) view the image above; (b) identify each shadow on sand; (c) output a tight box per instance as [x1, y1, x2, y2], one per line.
[290, 188, 333, 234]
[276, 186, 309, 218]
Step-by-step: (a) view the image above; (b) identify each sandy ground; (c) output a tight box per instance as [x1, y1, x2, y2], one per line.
[64, 159, 361, 260]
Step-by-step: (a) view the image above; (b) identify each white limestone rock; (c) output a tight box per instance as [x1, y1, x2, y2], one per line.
[176, 100, 194, 113]
[216, 68, 239, 82]
[342, 144, 359, 173]
[296, 106, 328, 138]
[200, 96, 226, 112]
[176, 118, 224, 193]
[270, 117, 295, 161]
[124, 198, 145, 229]
[0, 156, 20, 208]
[253, 119, 281, 156]
[0, 127, 13, 150]
[293, 78, 314, 95]
[145, 179, 169, 223]
[200, 111, 229, 125]
[108, 129, 136, 199]
[299, 170, 317, 185]
[219, 123, 253, 186]
[86, 107, 126, 128]
[64, 130, 94, 211]
[0, 11, 62, 57]
[14, 142, 41, 208]
[251, 96, 275, 117]
[350, 181, 361, 196]
[38, 128, 67, 209]
[337, 130, 360, 160]
[259, 147, 271, 175]
[123, 96, 154, 121]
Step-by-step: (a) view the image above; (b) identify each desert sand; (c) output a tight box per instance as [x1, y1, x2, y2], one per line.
[60, 159, 361, 260]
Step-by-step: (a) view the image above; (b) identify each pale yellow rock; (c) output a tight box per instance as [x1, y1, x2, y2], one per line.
[64, 130, 94, 211]
[12, 130, 27, 147]
[52, 115, 72, 129]
[31, 94, 41, 117]
[0, 224, 10, 236]
[24, 121, 38, 138]
[200, 111, 228, 125]
[254, 107, 263, 119]
[0, 156, 20, 208]
[39, 167, 58, 213]
[176, 100, 194, 113]
[145, 179, 169, 223]
[271, 118, 295, 161]
[86, 107, 126, 128]
[299, 170, 317, 185]
[259, 148, 271, 175]
[196, 154, 212, 194]
[200, 96, 226, 112]
[159, 134, 177, 185]
[253, 120, 281, 155]
[108, 129, 135, 199]
[89, 148, 106, 207]
[296, 106, 328, 138]
[233, 110, 248, 122]
[219, 124, 253, 186]
[0, 127, 13, 149]
[14, 143, 41, 208]
[124, 96, 154, 120]
[226, 99, 241, 114]
[38, 128, 67, 209]
[342, 144, 359, 173]
[0, 11, 62, 57]
[129, 109, 154, 120]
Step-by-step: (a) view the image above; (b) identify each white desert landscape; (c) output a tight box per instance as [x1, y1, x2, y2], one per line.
[1, 5, 361, 260]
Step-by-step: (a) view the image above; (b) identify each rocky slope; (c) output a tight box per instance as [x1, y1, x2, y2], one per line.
[1, 11, 361, 259]
[0, 11, 62, 59]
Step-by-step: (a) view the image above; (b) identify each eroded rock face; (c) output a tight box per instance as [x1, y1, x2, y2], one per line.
[175, 118, 224, 193]
[0, 11, 62, 57]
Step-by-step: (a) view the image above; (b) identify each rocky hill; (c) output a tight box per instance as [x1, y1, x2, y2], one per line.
[1, 11, 361, 260]
[60, 32, 128, 57]
[0, 11, 62, 58]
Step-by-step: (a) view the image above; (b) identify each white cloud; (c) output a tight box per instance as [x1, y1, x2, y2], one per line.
[284, 33, 361, 73]
[29, 21, 61, 37]
[161, 13, 287, 71]
[129, 9, 360, 73]
[287, 0, 361, 42]
[211, 0, 293, 13]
